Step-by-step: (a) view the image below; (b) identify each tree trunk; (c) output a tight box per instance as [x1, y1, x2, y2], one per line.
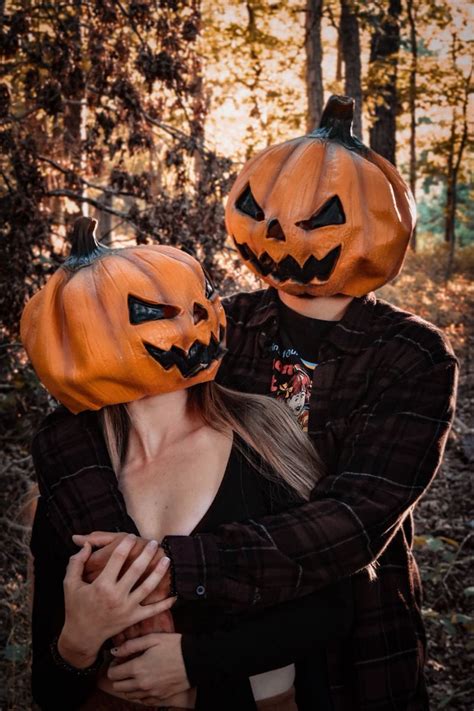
[444, 65, 471, 277]
[305, 0, 324, 131]
[63, 0, 88, 215]
[189, 0, 208, 192]
[407, 0, 417, 250]
[368, 0, 401, 165]
[444, 112, 456, 249]
[336, 28, 343, 83]
[339, 0, 362, 138]
[97, 192, 113, 245]
[245, 1, 265, 158]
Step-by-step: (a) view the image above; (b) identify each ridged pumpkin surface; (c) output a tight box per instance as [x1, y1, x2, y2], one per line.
[225, 100, 416, 297]
[21, 243, 226, 413]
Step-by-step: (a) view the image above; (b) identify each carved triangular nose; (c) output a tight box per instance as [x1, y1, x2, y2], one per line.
[193, 302, 208, 324]
[266, 218, 286, 241]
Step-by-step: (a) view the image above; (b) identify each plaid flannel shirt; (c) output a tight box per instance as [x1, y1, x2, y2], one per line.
[32, 288, 457, 711]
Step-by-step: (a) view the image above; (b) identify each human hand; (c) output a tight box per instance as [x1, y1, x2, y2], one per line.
[73, 531, 171, 600]
[111, 605, 175, 648]
[107, 633, 191, 702]
[73, 530, 175, 645]
[74, 531, 129, 583]
[59, 535, 176, 667]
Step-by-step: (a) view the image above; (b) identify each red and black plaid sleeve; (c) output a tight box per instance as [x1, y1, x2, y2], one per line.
[163, 296, 458, 608]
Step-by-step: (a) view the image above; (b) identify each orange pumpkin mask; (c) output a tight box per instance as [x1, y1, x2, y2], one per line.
[21, 218, 226, 413]
[225, 95, 416, 297]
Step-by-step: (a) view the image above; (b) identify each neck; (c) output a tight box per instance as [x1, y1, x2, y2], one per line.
[277, 290, 353, 321]
[125, 389, 199, 463]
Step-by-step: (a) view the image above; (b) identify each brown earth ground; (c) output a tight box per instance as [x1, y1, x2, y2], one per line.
[1, 246, 473, 710]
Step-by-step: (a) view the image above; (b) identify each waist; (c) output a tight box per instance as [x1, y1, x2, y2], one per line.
[81, 664, 298, 711]
[174, 665, 296, 709]
[174, 685, 298, 711]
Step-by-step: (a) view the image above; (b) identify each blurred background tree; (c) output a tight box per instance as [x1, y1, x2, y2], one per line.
[0, 0, 234, 333]
[0, 3, 472, 706]
[0, 0, 472, 437]
[0, 0, 472, 483]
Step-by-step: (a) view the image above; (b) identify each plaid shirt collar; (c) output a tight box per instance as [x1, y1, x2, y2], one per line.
[244, 287, 377, 354]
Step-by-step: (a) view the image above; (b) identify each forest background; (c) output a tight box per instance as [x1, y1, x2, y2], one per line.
[0, 0, 473, 709]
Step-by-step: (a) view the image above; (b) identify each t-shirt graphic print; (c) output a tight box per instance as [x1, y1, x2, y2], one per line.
[270, 343, 315, 432]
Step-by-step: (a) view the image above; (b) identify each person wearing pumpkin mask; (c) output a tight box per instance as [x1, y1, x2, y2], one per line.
[22, 219, 354, 711]
[29, 95, 458, 710]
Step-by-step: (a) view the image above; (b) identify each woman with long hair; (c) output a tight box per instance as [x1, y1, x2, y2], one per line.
[22, 218, 352, 711]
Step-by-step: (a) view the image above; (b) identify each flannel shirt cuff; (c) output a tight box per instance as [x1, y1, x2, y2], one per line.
[161, 533, 222, 601]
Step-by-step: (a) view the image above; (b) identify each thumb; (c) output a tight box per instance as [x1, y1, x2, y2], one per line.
[65, 542, 92, 584]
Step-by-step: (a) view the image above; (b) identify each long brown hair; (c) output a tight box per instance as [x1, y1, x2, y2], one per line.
[101, 381, 324, 501]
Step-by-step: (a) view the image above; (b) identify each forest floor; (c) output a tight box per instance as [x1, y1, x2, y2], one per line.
[0, 246, 473, 710]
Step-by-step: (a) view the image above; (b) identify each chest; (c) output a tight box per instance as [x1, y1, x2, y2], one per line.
[118, 434, 233, 542]
[219, 333, 388, 472]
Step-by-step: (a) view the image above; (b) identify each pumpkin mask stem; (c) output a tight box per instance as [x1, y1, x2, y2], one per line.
[308, 94, 368, 156]
[64, 216, 111, 271]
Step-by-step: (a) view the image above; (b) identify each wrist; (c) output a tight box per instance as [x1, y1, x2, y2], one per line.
[58, 628, 100, 669]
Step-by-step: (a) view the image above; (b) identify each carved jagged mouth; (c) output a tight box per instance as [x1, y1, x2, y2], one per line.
[144, 326, 226, 378]
[234, 242, 341, 284]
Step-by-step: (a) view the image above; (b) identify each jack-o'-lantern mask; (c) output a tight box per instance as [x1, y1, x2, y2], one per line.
[20, 218, 226, 413]
[225, 95, 416, 297]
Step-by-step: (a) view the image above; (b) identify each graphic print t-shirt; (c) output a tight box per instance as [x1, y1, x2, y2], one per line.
[270, 301, 335, 432]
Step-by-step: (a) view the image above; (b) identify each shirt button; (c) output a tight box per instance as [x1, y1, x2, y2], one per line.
[196, 584, 206, 596]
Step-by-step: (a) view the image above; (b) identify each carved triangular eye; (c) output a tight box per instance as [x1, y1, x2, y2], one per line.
[193, 302, 208, 324]
[129, 295, 181, 325]
[236, 184, 265, 221]
[296, 195, 346, 231]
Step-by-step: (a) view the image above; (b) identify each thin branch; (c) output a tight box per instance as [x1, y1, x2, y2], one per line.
[111, 0, 145, 44]
[0, 516, 31, 533]
[36, 154, 145, 198]
[45, 189, 167, 240]
[0, 169, 13, 191]
[0, 106, 42, 124]
[46, 189, 131, 220]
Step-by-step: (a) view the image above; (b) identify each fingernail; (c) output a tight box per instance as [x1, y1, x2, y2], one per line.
[159, 556, 170, 570]
[147, 539, 158, 549]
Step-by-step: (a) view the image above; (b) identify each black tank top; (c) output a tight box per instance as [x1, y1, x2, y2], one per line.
[173, 435, 301, 634]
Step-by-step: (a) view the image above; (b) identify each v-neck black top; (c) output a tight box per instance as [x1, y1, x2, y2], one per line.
[171, 436, 302, 637]
[31, 437, 353, 711]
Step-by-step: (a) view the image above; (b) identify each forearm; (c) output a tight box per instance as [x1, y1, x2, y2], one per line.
[32, 641, 102, 710]
[32, 589, 102, 710]
[31, 500, 101, 709]
[182, 578, 353, 685]
[57, 628, 101, 669]
[165, 358, 457, 608]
